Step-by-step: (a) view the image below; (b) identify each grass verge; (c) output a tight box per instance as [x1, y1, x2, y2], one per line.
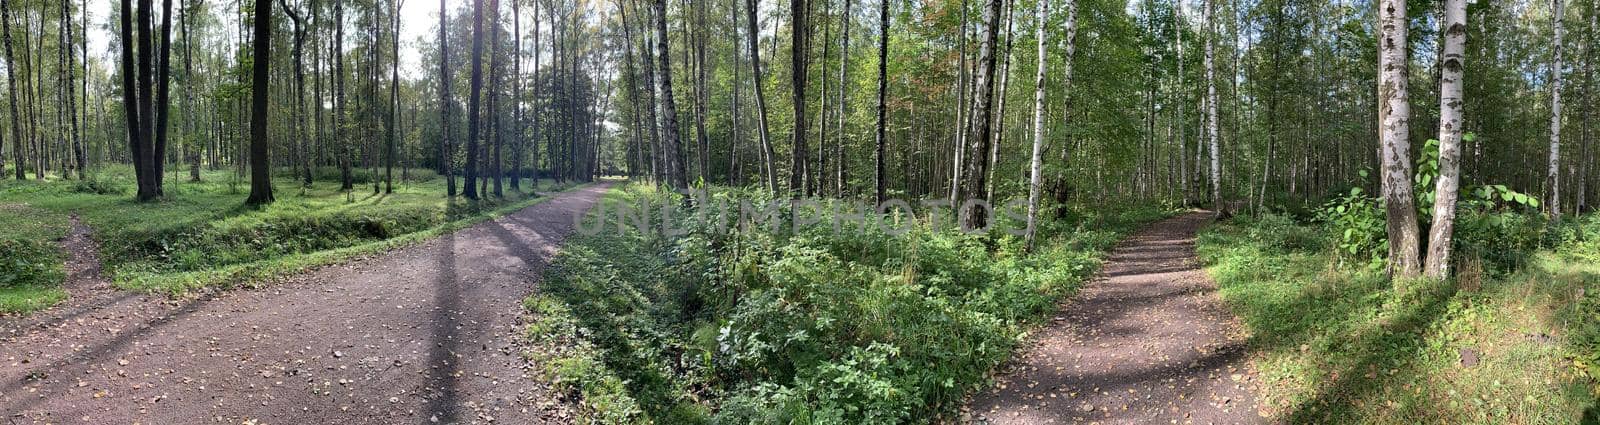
[1197, 213, 1600, 424]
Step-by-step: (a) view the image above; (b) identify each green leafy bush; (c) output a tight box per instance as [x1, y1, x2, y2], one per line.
[1315, 186, 1387, 267]
[530, 184, 1168, 423]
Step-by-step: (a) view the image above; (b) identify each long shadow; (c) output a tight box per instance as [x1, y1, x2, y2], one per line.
[0, 293, 215, 414]
[1279, 280, 1458, 422]
[0, 291, 142, 337]
[422, 231, 463, 423]
[984, 340, 1252, 420]
[485, 197, 682, 418]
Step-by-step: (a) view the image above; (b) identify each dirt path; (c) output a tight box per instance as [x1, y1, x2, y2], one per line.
[0, 184, 612, 424]
[966, 211, 1262, 424]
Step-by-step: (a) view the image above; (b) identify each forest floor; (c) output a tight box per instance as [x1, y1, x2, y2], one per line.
[967, 211, 1264, 424]
[0, 182, 611, 424]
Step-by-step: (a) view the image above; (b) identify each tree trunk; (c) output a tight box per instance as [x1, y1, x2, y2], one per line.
[1424, 0, 1466, 279]
[959, 0, 1001, 229]
[63, 0, 84, 179]
[1175, 0, 1186, 204]
[4, 0, 23, 180]
[1378, 0, 1421, 278]
[836, 0, 851, 196]
[463, 0, 487, 199]
[655, 0, 687, 189]
[490, 0, 503, 197]
[950, 0, 969, 204]
[153, 0, 174, 194]
[1025, 0, 1049, 250]
[872, 0, 887, 204]
[693, 0, 710, 182]
[746, 0, 776, 192]
[1549, 0, 1564, 220]
[511, 0, 522, 190]
[337, 0, 352, 190]
[788, 0, 810, 197]
[283, 0, 309, 188]
[388, 0, 402, 194]
[440, 0, 456, 196]
[134, 0, 157, 198]
[1204, 0, 1222, 217]
[245, 0, 274, 205]
[1584, 0, 1595, 212]
[988, 0, 1015, 198]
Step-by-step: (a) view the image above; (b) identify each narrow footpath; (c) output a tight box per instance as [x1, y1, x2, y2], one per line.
[967, 211, 1263, 424]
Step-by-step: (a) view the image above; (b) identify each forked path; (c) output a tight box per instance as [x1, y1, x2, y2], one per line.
[0, 184, 612, 424]
[967, 211, 1262, 424]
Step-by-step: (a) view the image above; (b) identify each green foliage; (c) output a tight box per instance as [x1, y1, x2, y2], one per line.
[529, 184, 1170, 423]
[1315, 186, 1387, 268]
[0, 238, 63, 289]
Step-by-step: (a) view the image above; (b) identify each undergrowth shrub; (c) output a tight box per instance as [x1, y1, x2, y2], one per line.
[0, 238, 62, 288]
[531, 184, 1168, 423]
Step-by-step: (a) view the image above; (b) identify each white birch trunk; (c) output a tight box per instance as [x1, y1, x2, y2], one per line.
[1026, 0, 1055, 250]
[1378, 0, 1422, 278]
[1425, 0, 1467, 280]
[1204, 0, 1222, 216]
[1549, 0, 1565, 220]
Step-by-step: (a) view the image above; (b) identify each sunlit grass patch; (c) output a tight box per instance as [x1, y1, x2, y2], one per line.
[1197, 213, 1599, 424]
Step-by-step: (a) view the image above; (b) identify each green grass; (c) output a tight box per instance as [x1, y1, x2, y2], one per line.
[0, 165, 582, 313]
[0, 285, 67, 315]
[523, 183, 1175, 423]
[1196, 213, 1600, 424]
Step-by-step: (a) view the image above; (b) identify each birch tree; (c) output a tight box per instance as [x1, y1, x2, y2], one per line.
[1425, 0, 1467, 279]
[1548, 0, 1564, 220]
[959, 0, 1001, 228]
[655, 0, 687, 189]
[1025, 0, 1052, 250]
[1378, 0, 1421, 278]
[746, 0, 776, 191]
[1205, 0, 1221, 216]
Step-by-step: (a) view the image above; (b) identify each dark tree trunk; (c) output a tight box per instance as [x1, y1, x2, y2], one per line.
[387, 0, 401, 194]
[245, 0, 274, 205]
[489, 0, 503, 197]
[653, 0, 686, 189]
[153, 0, 174, 195]
[336, 0, 352, 190]
[440, 0, 455, 196]
[873, 0, 888, 204]
[788, 0, 810, 198]
[744, 0, 775, 191]
[3, 0, 22, 181]
[135, 0, 157, 198]
[463, 0, 487, 199]
[959, 0, 1001, 229]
